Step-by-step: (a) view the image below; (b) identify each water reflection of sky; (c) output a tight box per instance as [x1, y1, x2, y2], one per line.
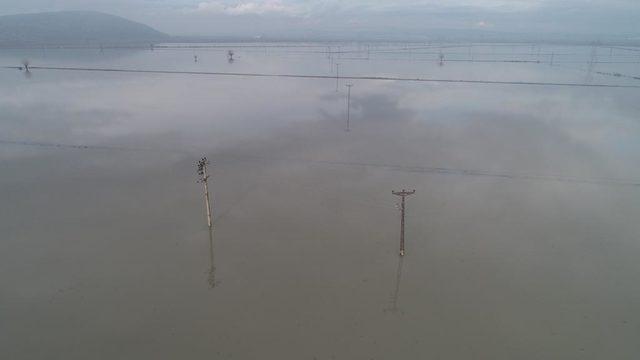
[1, 44, 640, 359]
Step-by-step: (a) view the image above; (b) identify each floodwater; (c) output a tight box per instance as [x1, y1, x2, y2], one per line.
[1, 43, 640, 359]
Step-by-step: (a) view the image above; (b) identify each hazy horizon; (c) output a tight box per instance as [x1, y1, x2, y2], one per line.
[1, 1, 638, 40]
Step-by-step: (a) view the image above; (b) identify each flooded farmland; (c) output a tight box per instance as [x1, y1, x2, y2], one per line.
[1, 43, 640, 359]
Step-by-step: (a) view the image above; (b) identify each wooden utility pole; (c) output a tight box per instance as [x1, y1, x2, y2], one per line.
[392, 189, 416, 256]
[345, 83, 353, 132]
[197, 157, 213, 228]
[335, 63, 340, 92]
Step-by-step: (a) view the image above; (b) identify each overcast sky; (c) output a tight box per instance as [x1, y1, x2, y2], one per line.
[1, 0, 639, 37]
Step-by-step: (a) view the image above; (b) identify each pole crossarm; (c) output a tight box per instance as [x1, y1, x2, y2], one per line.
[392, 190, 416, 197]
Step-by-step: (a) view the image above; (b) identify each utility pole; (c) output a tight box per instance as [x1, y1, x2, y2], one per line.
[197, 157, 213, 228]
[586, 46, 597, 83]
[392, 189, 416, 256]
[21, 59, 31, 79]
[345, 83, 353, 132]
[335, 63, 340, 92]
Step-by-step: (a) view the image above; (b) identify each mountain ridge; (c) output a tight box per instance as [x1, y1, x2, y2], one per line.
[0, 11, 169, 46]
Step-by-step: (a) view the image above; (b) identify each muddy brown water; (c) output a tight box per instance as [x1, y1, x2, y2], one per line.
[1, 44, 640, 359]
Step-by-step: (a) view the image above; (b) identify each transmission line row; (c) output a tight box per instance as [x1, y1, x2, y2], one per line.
[4, 65, 639, 88]
[3, 139, 640, 187]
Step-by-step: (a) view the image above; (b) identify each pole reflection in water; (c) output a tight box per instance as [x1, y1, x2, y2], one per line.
[207, 228, 218, 289]
[384, 255, 405, 315]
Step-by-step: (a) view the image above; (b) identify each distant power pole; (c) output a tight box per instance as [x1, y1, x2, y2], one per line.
[335, 63, 340, 92]
[586, 46, 597, 83]
[197, 157, 213, 228]
[345, 84, 353, 132]
[21, 59, 31, 79]
[392, 189, 416, 256]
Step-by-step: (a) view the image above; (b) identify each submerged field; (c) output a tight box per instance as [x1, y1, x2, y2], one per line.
[1, 43, 640, 359]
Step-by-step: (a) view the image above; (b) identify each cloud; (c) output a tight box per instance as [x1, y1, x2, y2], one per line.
[195, 1, 302, 16]
[188, 0, 541, 18]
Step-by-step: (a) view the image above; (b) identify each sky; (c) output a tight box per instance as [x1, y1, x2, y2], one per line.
[0, 0, 639, 38]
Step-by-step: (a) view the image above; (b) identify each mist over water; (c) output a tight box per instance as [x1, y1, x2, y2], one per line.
[1, 44, 640, 359]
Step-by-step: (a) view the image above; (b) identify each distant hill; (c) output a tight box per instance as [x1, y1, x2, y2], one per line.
[0, 11, 169, 46]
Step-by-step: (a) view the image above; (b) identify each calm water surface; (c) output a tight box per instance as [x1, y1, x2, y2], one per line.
[1, 43, 640, 359]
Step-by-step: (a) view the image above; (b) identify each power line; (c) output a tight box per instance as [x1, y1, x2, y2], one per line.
[4, 65, 640, 88]
[4, 139, 640, 187]
[218, 154, 640, 188]
[607, 46, 640, 53]
[0, 139, 191, 154]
